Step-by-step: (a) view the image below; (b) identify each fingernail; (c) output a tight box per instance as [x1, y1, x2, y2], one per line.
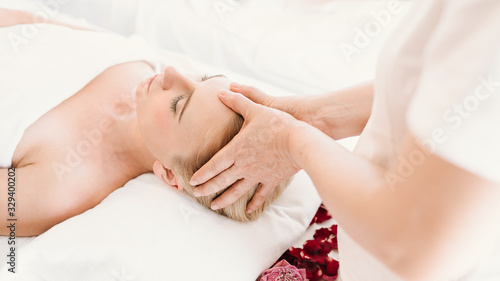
[193, 189, 200, 197]
[230, 82, 240, 89]
[211, 203, 220, 210]
[246, 207, 253, 214]
[189, 179, 198, 186]
[219, 89, 230, 97]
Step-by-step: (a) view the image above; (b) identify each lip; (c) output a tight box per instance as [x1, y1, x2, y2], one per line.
[146, 74, 159, 93]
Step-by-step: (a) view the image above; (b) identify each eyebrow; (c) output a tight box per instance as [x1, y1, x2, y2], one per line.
[178, 75, 224, 123]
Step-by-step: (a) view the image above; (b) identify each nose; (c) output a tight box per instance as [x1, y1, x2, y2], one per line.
[162, 66, 191, 90]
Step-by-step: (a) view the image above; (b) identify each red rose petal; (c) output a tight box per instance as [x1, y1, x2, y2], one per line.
[330, 224, 338, 235]
[309, 204, 333, 226]
[278, 247, 303, 267]
[331, 240, 338, 250]
[313, 227, 333, 243]
[303, 240, 332, 264]
[301, 261, 322, 281]
[325, 257, 340, 276]
[288, 247, 303, 259]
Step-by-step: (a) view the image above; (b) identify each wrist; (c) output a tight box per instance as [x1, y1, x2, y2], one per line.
[311, 84, 373, 140]
[303, 93, 354, 140]
[287, 121, 318, 170]
[308, 94, 343, 137]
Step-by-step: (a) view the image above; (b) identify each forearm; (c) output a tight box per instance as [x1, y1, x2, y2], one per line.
[307, 80, 373, 140]
[288, 123, 500, 280]
[289, 122, 394, 257]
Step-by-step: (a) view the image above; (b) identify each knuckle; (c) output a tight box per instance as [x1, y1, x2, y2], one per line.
[231, 188, 244, 199]
[248, 161, 261, 171]
[247, 86, 258, 93]
[203, 183, 217, 195]
[210, 159, 229, 174]
[240, 84, 253, 91]
[263, 96, 275, 107]
[253, 193, 266, 203]
[215, 175, 229, 188]
[209, 159, 221, 171]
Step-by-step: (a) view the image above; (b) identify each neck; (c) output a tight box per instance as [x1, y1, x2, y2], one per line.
[119, 114, 157, 175]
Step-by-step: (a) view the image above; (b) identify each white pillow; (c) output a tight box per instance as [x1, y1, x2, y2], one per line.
[0, 171, 320, 281]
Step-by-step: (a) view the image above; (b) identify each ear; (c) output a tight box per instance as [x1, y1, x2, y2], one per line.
[152, 160, 183, 192]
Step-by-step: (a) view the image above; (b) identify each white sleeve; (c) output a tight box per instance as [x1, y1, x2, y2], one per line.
[406, 0, 500, 184]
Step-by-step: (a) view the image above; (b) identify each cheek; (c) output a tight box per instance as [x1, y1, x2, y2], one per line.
[134, 79, 149, 103]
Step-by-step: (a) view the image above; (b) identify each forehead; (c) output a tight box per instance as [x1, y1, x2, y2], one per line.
[178, 76, 234, 153]
[189, 76, 230, 113]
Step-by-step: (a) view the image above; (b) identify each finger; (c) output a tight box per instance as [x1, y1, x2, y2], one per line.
[218, 89, 258, 117]
[190, 147, 235, 186]
[193, 165, 239, 197]
[230, 83, 268, 105]
[210, 179, 257, 210]
[246, 183, 274, 213]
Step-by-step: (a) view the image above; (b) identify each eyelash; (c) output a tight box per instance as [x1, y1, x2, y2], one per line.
[170, 95, 184, 113]
[201, 74, 224, 81]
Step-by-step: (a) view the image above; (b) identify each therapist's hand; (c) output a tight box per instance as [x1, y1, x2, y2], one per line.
[231, 81, 375, 141]
[190, 89, 301, 213]
[229, 83, 317, 129]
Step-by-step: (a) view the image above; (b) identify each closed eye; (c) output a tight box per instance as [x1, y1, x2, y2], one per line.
[201, 74, 226, 81]
[170, 95, 184, 113]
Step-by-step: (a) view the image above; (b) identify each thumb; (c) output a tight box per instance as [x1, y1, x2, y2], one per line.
[218, 89, 257, 117]
[230, 83, 269, 105]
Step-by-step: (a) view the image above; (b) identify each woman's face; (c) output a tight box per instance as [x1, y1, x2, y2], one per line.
[135, 66, 234, 167]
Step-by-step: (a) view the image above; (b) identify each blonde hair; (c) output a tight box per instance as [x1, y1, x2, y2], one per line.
[172, 114, 290, 222]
